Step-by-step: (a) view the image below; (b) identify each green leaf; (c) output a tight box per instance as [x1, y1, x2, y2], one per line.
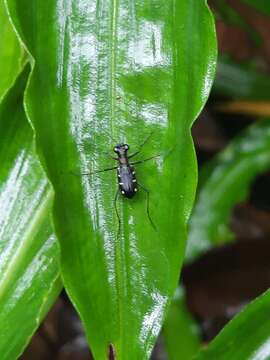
[0, 65, 61, 359]
[0, 0, 24, 101]
[6, 0, 217, 358]
[187, 119, 270, 262]
[213, 57, 270, 100]
[241, 0, 270, 17]
[195, 288, 270, 360]
[163, 288, 201, 360]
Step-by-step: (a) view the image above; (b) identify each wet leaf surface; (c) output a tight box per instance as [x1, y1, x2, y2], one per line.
[6, 0, 217, 357]
[0, 65, 61, 359]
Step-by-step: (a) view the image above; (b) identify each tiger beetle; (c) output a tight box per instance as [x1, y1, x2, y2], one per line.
[86, 133, 158, 234]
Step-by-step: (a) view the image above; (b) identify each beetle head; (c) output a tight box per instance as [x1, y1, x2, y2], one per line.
[114, 143, 129, 154]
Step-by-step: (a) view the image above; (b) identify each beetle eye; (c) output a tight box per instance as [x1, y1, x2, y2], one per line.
[114, 147, 118, 152]
[125, 144, 129, 150]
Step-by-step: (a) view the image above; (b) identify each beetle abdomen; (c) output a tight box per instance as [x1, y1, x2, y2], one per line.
[117, 165, 137, 198]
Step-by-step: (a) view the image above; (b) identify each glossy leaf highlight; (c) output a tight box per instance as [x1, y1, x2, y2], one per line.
[187, 119, 270, 262]
[7, 0, 217, 358]
[0, 65, 61, 359]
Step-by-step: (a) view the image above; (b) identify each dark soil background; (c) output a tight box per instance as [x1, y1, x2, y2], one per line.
[20, 1, 270, 359]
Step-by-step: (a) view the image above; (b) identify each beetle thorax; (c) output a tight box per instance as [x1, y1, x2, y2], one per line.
[118, 154, 129, 165]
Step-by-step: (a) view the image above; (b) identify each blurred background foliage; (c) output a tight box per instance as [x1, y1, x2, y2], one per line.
[163, 1, 270, 359]
[1, 0, 270, 359]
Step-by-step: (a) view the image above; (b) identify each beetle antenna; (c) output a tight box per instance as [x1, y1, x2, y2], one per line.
[102, 128, 119, 144]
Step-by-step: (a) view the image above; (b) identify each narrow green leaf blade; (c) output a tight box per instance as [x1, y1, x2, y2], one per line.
[163, 288, 201, 360]
[213, 57, 270, 101]
[187, 119, 270, 262]
[214, 0, 261, 45]
[196, 289, 270, 360]
[0, 0, 24, 101]
[7, 1, 217, 358]
[242, 0, 270, 17]
[0, 65, 61, 359]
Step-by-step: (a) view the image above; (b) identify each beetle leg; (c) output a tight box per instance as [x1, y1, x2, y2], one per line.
[130, 148, 173, 166]
[128, 132, 154, 159]
[138, 183, 157, 232]
[80, 165, 119, 175]
[114, 189, 121, 237]
[76, 141, 118, 160]
[102, 152, 118, 160]
[130, 154, 160, 166]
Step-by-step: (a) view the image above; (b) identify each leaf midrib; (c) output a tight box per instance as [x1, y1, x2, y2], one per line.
[109, 0, 124, 353]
